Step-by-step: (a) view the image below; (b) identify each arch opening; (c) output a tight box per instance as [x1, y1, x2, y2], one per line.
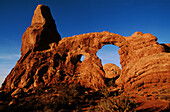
[96, 44, 121, 69]
[71, 54, 85, 65]
[80, 55, 85, 62]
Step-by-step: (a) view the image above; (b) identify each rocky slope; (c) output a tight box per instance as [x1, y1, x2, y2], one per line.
[0, 5, 170, 111]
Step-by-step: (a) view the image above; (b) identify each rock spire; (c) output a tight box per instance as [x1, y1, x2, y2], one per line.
[21, 5, 61, 56]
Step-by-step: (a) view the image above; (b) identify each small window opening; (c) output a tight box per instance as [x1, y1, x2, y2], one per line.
[80, 55, 85, 62]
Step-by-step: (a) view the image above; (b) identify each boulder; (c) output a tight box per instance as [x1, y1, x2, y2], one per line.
[103, 63, 120, 78]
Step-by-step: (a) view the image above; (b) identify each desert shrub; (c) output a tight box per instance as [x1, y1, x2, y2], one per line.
[99, 86, 110, 98]
[54, 83, 87, 111]
[87, 85, 137, 112]
[92, 95, 137, 112]
[105, 78, 117, 87]
[6, 81, 138, 112]
[6, 82, 91, 112]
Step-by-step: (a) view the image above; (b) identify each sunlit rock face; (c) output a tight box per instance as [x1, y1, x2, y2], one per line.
[116, 32, 170, 111]
[21, 5, 61, 56]
[103, 63, 120, 79]
[1, 4, 170, 111]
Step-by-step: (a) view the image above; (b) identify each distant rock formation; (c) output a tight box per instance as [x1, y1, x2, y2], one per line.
[103, 63, 120, 79]
[1, 4, 170, 111]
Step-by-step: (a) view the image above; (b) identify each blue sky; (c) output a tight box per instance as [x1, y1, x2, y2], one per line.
[0, 0, 170, 85]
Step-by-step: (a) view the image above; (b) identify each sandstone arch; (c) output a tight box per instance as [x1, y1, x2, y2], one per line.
[56, 32, 128, 89]
[1, 5, 170, 111]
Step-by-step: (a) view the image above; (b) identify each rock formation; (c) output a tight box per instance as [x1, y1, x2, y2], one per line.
[103, 63, 120, 79]
[116, 32, 170, 111]
[1, 4, 170, 111]
[21, 5, 61, 56]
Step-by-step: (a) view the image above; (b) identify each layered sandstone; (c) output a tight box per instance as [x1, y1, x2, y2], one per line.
[116, 32, 170, 111]
[1, 4, 170, 111]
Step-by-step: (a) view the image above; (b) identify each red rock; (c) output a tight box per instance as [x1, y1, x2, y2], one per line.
[0, 5, 170, 111]
[115, 32, 170, 111]
[103, 63, 120, 78]
[21, 5, 61, 56]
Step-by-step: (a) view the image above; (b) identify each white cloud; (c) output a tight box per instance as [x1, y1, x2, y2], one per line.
[0, 75, 6, 86]
[0, 54, 20, 86]
[0, 54, 21, 60]
[0, 68, 12, 86]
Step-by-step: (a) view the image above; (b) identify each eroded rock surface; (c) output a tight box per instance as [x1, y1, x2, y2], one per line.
[1, 4, 170, 111]
[116, 32, 170, 111]
[21, 5, 61, 56]
[103, 63, 120, 78]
